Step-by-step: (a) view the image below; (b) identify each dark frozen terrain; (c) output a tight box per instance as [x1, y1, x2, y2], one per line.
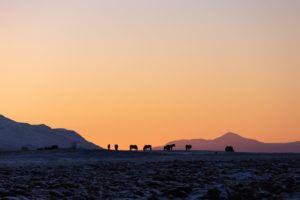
[0, 150, 300, 199]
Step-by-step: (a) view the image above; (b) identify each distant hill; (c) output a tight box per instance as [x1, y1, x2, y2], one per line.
[0, 115, 101, 151]
[156, 132, 300, 153]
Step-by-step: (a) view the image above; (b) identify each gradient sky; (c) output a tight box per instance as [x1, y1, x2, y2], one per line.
[0, 0, 300, 149]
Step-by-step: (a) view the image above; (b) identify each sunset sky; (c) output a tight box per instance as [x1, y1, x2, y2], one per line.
[0, 0, 299, 149]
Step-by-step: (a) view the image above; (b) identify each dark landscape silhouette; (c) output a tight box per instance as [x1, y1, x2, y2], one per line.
[1, 115, 300, 153]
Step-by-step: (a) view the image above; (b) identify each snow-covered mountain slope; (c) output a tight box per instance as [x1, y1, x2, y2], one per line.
[0, 115, 101, 151]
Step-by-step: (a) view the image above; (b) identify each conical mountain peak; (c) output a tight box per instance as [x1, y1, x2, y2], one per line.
[215, 132, 243, 140]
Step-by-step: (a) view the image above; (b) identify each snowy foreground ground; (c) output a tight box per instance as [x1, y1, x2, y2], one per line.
[0, 150, 299, 199]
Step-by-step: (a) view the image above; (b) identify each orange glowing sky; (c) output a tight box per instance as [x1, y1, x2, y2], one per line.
[0, 1, 300, 149]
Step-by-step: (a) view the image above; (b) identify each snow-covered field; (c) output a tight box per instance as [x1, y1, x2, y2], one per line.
[0, 150, 299, 199]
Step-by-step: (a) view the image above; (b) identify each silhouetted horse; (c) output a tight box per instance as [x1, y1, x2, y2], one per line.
[143, 145, 152, 151]
[130, 145, 138, 151]
[114, 144, 119, 151]
[44, 145, 59, 150]
[185, 144, 192, 151]
[164, 144, 175, 151]
[225, 146, 234, 152]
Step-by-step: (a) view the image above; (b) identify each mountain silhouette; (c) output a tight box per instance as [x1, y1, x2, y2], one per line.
[0, 115, 100, 151]
[158, 132, 300, 153]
